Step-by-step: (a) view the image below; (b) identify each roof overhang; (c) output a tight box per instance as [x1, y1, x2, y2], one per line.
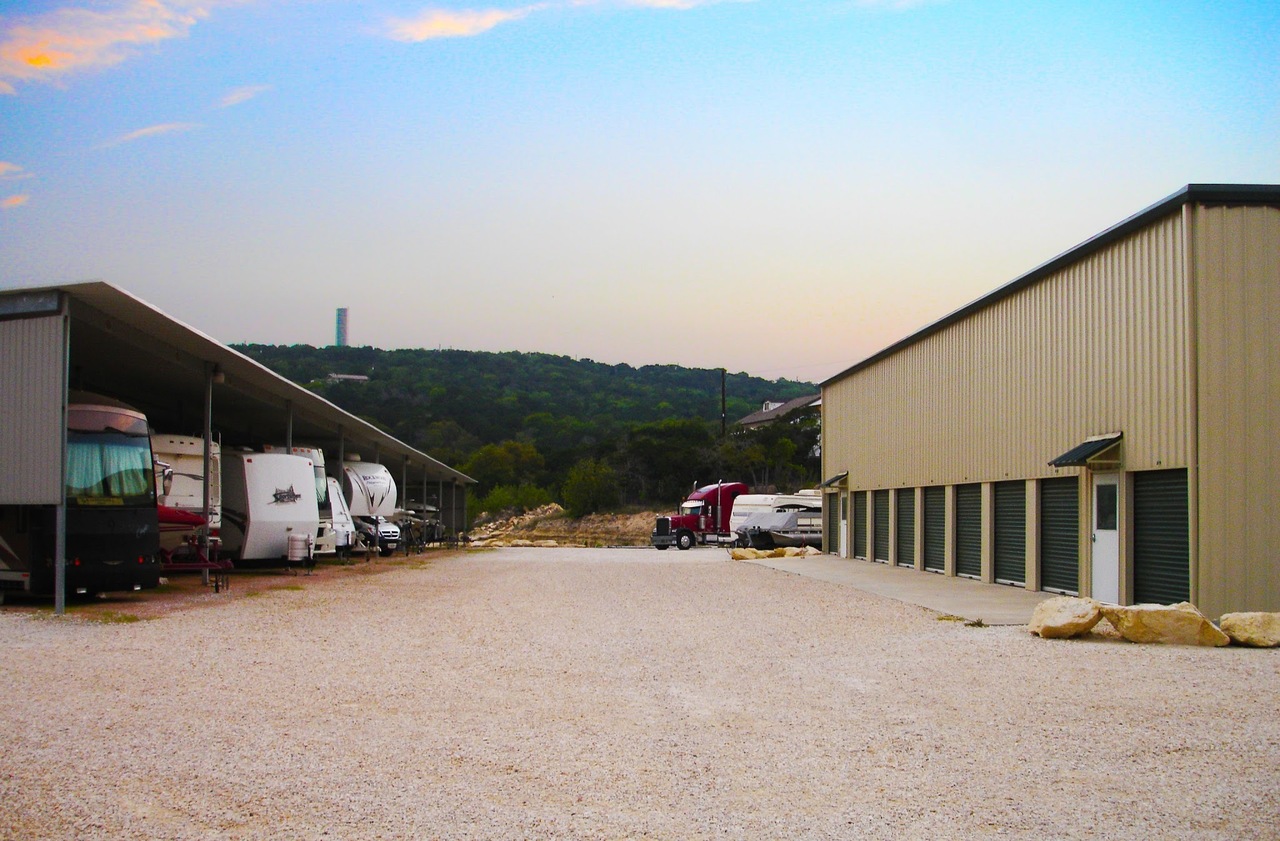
[1049, 432, 1123, 468]
[0, 281, 474, 494]
[819, 471, 849, 488]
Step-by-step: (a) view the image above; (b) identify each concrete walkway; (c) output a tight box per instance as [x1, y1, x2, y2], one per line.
[743, 554, 1053, 625]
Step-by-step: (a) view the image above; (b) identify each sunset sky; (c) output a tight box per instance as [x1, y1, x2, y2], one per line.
[1, 0, 1276, 383]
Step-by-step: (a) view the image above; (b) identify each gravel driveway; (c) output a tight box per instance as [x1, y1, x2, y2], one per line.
[1, 547, 1276, 839]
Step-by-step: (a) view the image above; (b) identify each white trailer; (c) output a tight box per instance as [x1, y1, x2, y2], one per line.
[343, 459, 400, 555]
[151, 434, 221, 554]
[316, 475, 355, 556]
[220, 452, 320, 564]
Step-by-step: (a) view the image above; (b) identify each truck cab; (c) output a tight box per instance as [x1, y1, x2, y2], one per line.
[651, 482, 749, 550]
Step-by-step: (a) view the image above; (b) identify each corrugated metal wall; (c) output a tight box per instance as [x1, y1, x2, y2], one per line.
[822, 211, 1190, 490]
[0, 315, 66, 504]
[1192, 204, 1280, 615]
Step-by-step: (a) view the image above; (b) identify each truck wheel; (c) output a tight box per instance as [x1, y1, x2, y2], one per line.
[676, 531, 694, 551]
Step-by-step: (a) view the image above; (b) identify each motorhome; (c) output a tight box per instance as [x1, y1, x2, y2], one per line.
[220, 451, 320, 565]
[0, 393, 161, 597]
[343, 458, 400, 555]
[728, 490, 822, 533]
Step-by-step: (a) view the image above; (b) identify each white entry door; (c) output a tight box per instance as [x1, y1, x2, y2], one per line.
[1091, 474, 1120, 603]
[839, 493, 849, 558]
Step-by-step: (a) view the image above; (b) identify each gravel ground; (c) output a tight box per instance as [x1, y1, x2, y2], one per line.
[1, 546, 1277, 840]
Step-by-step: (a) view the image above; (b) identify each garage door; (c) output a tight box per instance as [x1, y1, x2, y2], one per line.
[1133, 468, 1190, 605]
[923, 486, 945, 572]
[852, 490, 867, 559]
[825, 494, 839, 555]
[873, 489, 889, 563]
[1040, 477, 1079, 595]
[895, 489, 915, 567]
[955, 483, 981, 579]
[994, 480, 1026, 586]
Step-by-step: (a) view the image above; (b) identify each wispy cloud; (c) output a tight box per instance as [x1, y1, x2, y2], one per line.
[2, 194, 30, 210]
[103, 121, 201, 147]
[0, 1, 225, 93]
[0, 161, 24, 178]
[218, 84, 271, 108]
[386, 6, 544, 42]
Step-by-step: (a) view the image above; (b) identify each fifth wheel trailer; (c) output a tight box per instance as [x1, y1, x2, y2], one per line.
[219, 451, 320, 565]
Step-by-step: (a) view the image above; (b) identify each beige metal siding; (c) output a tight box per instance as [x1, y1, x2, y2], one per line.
[823, 212, 1189, 490]
[1191, 203, 1280, 616]
[0, 315, 66, 504]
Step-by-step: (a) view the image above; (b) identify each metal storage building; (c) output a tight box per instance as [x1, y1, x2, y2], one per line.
[820, 184, 1280, 619]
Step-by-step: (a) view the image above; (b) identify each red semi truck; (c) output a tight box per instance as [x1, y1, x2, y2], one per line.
[651, 482, 749, 550]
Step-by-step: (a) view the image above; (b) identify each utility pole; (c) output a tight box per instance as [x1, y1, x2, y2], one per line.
[720, 368, 727, 437]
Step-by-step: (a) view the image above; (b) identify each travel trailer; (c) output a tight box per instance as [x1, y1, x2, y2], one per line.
[262, 444, 350, 555]
[220, 451, 320, 565]
[343, 458, 400, 555]
[152, 433, 221, 555]
[0, 394, 161, 597]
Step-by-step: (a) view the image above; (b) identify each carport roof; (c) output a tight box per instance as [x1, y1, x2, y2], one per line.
[2, 280, 473, 488]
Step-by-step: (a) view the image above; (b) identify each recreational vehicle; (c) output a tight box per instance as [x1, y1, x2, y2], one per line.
[0, 394, 161, 597]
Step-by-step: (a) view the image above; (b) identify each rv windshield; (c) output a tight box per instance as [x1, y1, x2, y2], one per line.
[66, 430, 155, 503]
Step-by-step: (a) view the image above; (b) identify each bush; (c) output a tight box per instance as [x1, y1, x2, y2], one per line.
[479, 483, 554, 516]
[561, 458, 620, 518]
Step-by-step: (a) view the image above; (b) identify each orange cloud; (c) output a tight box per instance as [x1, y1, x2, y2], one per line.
[0, 161, 24, 177]
[2, 195, 30, 209]
[105, 121, 201, 146]
[0, 1, 221, 92]
[386, 6, 542, 41]
[218, 84, 271, 108]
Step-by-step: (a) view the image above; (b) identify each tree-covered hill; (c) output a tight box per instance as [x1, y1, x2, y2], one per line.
[234, 344, 820, 512]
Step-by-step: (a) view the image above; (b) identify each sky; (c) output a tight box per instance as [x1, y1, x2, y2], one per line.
[1, 1, 1277, 384]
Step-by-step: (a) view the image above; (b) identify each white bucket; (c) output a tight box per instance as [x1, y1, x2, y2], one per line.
[287, 532, 312, 562]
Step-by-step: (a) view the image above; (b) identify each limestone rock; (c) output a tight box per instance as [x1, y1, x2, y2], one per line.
[1029, 596, 1103, 639]
[1219, 612, 1280, 647]
[1098, 602, 1229, 646]
[534, 540, 559, 548]
[510, 539, 534, 548]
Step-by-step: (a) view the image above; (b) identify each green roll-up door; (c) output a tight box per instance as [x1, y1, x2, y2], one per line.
[825, 494, 839, 554]
[873, 489, 889, 562]
[1133, 469, 1190, 605]
[955, 483, 981, 578]
[994, 480, 1026, 586]
[895, 489, 915, 567]
[923, 486, 945, 572]
[853, 490, 867, 559]
[1040, 477, 1079, 595]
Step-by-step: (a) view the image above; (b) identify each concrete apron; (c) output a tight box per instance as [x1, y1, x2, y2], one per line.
[743, 555, 1054, 626]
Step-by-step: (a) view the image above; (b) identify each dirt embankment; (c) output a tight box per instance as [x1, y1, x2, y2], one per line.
[469, 504, 660, 547]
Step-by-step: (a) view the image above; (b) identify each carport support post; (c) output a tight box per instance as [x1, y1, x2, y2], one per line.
[55, 305, 70, 616]
[285, 400, 293, 450]
[202, 362, 215, 587]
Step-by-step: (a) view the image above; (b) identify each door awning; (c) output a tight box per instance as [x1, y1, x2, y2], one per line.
[819, 471, 849, 488]
[1049, 433, 1123, 467]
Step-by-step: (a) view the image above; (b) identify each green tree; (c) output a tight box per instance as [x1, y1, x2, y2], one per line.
[462, 440, 546, 490]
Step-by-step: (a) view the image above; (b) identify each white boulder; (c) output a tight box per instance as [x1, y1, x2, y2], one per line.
[1098, 602, 1229, 646]
[1029, 596, 1103, 639]
[1218, 612, 1280, 647]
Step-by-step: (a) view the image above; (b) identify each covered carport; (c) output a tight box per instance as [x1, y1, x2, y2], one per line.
[0, 281, 474, 610]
